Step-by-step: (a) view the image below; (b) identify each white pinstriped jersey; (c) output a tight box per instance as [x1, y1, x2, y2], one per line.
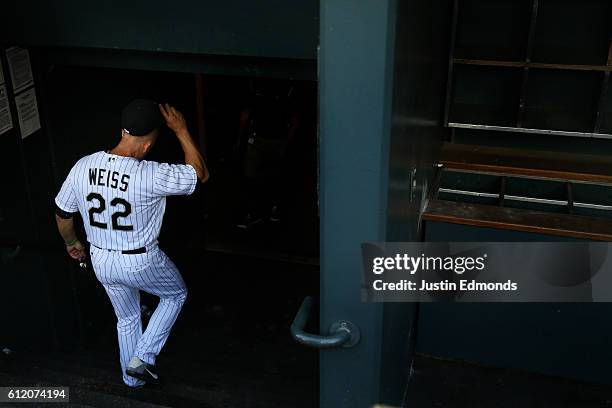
[55, 151, 197, 251]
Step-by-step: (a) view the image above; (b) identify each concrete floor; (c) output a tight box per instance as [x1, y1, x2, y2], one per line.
[0, 328, 317, 407]
[3, 350, 612, 407]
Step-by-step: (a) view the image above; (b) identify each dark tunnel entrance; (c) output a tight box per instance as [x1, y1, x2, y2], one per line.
[8, 63, 320, 407]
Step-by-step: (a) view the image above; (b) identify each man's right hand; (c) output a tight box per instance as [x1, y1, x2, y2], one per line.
[159, 103, 209, 183]
[159, 103, 188, 136]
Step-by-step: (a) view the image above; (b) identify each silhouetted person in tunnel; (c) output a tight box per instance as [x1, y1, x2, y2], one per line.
[54, 100, 208, 388]
[235, 79, 298, 229]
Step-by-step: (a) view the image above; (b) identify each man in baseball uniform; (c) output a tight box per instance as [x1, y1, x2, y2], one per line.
[54, 99, 208, 387]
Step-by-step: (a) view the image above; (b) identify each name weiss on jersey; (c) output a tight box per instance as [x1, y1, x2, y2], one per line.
[89, 168, 130, 192]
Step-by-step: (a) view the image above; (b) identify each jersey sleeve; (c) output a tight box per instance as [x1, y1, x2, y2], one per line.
[152, 162, 198, 196]
[55, 166, 79, 215]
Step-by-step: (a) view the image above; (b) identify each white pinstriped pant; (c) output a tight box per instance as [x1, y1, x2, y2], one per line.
[90, 245, 187, 387]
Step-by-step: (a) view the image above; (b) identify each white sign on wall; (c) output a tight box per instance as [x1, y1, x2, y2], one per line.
[15, 87, 40, 138]
[6, 47, 34, 93]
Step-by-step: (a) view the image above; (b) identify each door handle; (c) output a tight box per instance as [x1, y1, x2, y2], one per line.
[291, 296, 360, 349]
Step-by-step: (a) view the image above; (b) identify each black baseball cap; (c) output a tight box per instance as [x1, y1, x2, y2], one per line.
[121, 99, 164, 136]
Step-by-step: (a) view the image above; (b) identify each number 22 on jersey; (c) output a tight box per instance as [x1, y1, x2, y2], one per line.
[86, 192, 133, 231]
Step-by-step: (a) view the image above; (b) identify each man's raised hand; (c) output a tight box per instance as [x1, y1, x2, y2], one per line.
[159, 103, 188, 135]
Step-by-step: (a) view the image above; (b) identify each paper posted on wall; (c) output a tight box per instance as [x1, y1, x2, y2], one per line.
[6, 47, 34, 93]
[15, 88, 40, 138]
[0, 85, 13, 136]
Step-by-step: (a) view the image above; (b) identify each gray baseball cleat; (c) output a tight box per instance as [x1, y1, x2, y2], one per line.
[126, 356, 160, 384]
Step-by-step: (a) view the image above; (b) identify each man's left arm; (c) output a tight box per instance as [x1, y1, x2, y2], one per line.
[55, 213, 86, 260]
[55, 167, 86, 260]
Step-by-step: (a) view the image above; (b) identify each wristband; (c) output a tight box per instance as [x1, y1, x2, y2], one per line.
[65, 239, 78, 246]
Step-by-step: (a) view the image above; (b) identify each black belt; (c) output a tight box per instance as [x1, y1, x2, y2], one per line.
[122, 247, 147, 255]
[92, 244, 146, 255]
